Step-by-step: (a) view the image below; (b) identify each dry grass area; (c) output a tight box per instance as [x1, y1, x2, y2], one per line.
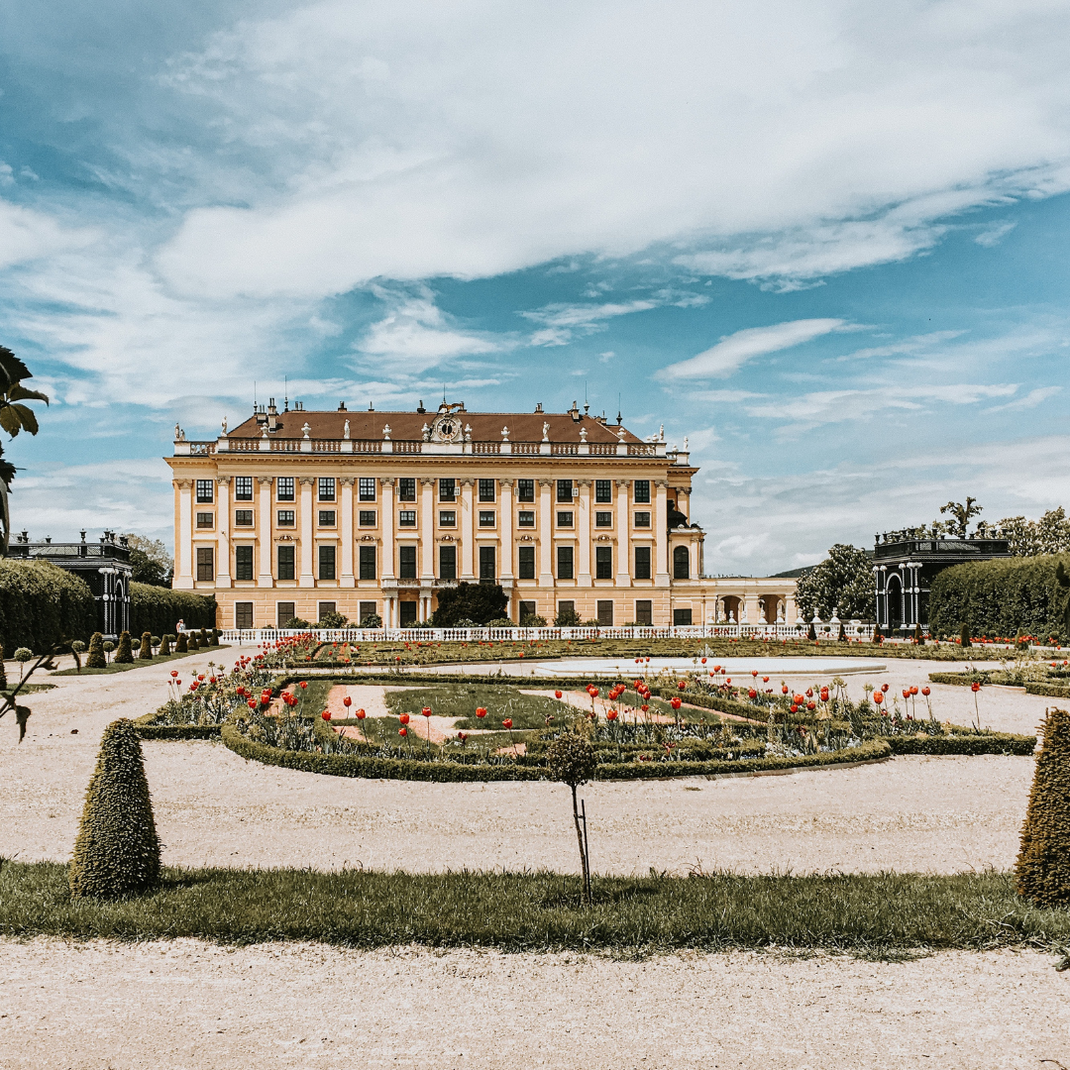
[1, 645, 1065, 1068]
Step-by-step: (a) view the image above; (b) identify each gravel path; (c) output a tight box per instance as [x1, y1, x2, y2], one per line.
[1, 939, 1068, 1069]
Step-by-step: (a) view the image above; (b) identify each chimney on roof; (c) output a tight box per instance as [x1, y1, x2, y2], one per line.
[337, 401, 347, 411]
[568, 400, 581, 422]
[534, 402, 543, 413]
[417, 400, 425, 414]
[267, 398, 278, 432]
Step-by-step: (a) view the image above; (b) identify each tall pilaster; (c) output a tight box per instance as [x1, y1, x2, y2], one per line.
[380, 478, 396, 581]
[420, 477, 436, 582]
[538, 478, 554, 586]
[339, 477, 355, 587]
[299, 477, 315, 585]
[615, 478, 631, 587]
[576, 479, 592, 586]
[654, 479, 670, 587]
[257, 476, 273, 585]
[175, 480, 193, 588]
[216, 476, 232, 587]
[460, 478, 475, 580]
[499, 479, 514, 581]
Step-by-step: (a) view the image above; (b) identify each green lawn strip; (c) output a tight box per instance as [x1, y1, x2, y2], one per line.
[1, 862, 1066, 956]
[0, 682, 55, 695]
[386, 683, 566, 732]
[51, 647, 230, 676]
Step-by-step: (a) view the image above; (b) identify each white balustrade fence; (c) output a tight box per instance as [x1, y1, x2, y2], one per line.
[217, 622, 875, 645]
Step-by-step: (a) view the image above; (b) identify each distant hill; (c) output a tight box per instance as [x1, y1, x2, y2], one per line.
[771, 565, 817, 579]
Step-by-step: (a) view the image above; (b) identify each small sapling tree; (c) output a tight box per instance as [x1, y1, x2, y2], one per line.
[547, 730, 598, 903]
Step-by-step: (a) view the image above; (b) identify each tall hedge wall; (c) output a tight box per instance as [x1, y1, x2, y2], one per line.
[0, 560, 97, 651]
[130, 583, 216, 638]
[928, 553, 1070, 641]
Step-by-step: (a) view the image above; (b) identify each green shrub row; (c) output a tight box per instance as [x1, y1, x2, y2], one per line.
[0, 560, 97, 651]
[928, 553, 1070, 643]
[131, 583, 216, 639]
[1025, 682, 1070, 699]
[928, 671, 990, 686]
[885, 733, 1035, 756]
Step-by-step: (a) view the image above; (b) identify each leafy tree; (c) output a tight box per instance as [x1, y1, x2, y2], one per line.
[936, 497, 983, 538]
[795, 544, 875, 621]
[0, 346, 49, 554]
[122, 534, 174, 587]
[547, 731, 597, 904]
[977, 508, 1070, 556]
[554, 605, 582, 627]
[431, 582, 508, 626]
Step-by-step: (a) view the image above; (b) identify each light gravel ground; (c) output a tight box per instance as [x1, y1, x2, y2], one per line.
[1, 647, 1066, 1069]
[1, 940, 1069, 1069]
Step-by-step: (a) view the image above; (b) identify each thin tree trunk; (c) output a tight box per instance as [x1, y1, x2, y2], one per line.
[571, 784, 590, 904]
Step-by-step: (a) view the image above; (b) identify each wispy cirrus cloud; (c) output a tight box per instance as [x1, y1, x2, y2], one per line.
[659, 319, 846, 380]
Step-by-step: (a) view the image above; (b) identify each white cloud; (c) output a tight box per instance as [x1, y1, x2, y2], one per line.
[0, 199, 98, 270]
[149, 0, 1070, 298]
[354, 287, 506, 371]
[975, 221, 1017, 247]
[660, 319, 846, 380]
[522, 298, 658, 346]
[984, 385, 1062, 411]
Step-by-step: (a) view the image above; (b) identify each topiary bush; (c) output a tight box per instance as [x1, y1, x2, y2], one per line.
[188, 632, 200, 651]
[138, 630, 153, 660]
[158, 634, 172, 656]
[113, 631, 133, 664]
[85, 631, 106, 669]
[175, 631, 188, 653]
[1016, 708, 1070, 907]
[960, 623, 971, 648]
[129, 582, 216, 641]
[68, 718, 161, 899]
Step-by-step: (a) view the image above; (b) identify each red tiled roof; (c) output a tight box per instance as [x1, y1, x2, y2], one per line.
[228, 408, 647, 444]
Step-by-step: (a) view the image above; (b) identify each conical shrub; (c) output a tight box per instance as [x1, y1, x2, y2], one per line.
[187, 632, 199, 651]
[209, 628, 220, 646]
[69, 718, 160, 899]
[138, 630, 154, 660]
[960, 623, 971, 648]
[175, 631, 188, 653]
[1016, 708, 1070, 906]
[85, 631, 106, 669]
[113, 630, 133, 664]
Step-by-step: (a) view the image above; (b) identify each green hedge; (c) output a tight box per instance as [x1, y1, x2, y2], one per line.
[886, 733, 1035, 756]
[928, 553, 1070, 643]
[1026, 682, 1070, 699]
[131, 584, 216, 639]
[927, 671, 991, 686]
[0, 560, 97, 651]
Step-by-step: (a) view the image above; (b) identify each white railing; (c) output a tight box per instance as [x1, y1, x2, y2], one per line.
[218, 622, 875, 645]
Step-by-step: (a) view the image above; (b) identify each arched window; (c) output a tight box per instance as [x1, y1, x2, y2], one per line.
[673, 545, 690, 580]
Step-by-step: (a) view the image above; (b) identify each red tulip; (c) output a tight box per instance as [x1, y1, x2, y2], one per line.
[820, 688, 829, 702]
[607, 709, 618, 721]
[503, 718, 513, 729]
[790, 704, 798, 713]
[751, 670, 758, 677]
[322, 711, 332, 721]
[807, 701, 816, 711]
[476, 707, 487, 718]
[641, 703, 649, 712]
[763, 676, 769, 683]
[782, 685, 789, 695]
[873, 691, 883, 704]
[554, 690, 563, 699]
[421, 706, 433, 718]
[670, 697, 682, 710]
[299, 681, 308, 689]
[922, 687, 930, 696]
[170, 670, 179, 678]
[881, 683, 889, 693]
[971, 681, 981, 692]
[399, 713, 410, 724]
[726, 678, 732, 685]
[748, 689, 757, 699]
[399, 727, 407, 736]
[247, 699, 256, 709]
[701, 657, 707, 664]
[590, 688, 599, 698]
[678, 680, 687, 690]
[902, 689, 910, 699]
[343, 696, 352, 708]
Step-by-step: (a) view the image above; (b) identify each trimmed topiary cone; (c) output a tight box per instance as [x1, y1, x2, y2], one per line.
[187, 632, 199, 651]
[138, 630, 153, 660]
[85, 631, 106, 669]
[1016, 708, 1070, 907]
[69, 718, 160, 899]
[175, 631, 188, 653]
[113, 630, 134, 664]
[158, 634, 172, 656]
[960, 623, 971, 649]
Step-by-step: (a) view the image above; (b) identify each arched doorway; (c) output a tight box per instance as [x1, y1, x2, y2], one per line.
[721, 595, 742, 623]
[759, 594, 781, 623]
[886, 573, 903, 631]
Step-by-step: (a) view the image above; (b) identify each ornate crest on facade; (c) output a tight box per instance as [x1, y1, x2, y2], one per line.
[426, 402, 467, 443]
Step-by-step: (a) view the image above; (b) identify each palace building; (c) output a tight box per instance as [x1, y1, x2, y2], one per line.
[168, 399, 797, 630]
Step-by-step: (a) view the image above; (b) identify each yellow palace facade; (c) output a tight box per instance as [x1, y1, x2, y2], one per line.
[168, 400, 797, 630]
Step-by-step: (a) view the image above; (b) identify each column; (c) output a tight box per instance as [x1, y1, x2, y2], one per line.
[257, 476, 273, 585]
[299, 477, 315, 585]
[576, 479, 592, 586]
[175, 480, 193, 588]
[380, 478, 396, 580]
[420, 477, 436, 582]
[339, 477, 355, 587]
[538, 478, 554, 586]
[499, 479, 514, 580]
[460, 478, 475, 580]
[654, 479, 670, 587]
[216, 476, 232, 587]
[615, 478, 631, 587]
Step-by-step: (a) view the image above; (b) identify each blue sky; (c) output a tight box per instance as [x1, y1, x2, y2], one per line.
[1, 0, 1069, 573]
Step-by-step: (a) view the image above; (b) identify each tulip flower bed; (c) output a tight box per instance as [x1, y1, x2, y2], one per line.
[930, 659, 1070, 699]
[5, 861, 1070, 957]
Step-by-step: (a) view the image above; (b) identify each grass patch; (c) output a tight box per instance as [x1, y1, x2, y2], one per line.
[386, 683, 567, 732]
[0, 682, 55, 695]
[1, 861, 1067, 958]
[51, 647, 229, 676]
